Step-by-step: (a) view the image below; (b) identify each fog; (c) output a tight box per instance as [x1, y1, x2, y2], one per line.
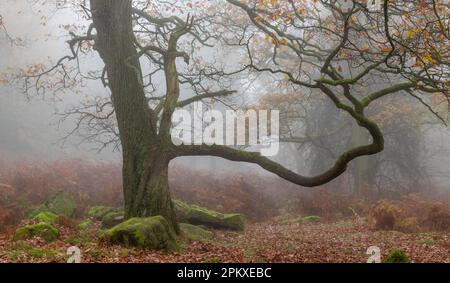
[1, 0, 449, 187]
[0, 0, 273, 173]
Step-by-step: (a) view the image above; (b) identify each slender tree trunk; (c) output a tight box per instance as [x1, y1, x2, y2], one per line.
[90, 0, 178, 233]
[350, 122, 377, 198]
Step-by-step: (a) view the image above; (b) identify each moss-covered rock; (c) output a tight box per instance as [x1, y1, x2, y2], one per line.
[101, 211, 125, 229]
[44, 191, 76, 217]
[102, 216, 177, 251]
[77, 219, 94, 230]
[14, 223, 60, 242]
[382, 249, 410, 263]
[32, 211, 58, 224]
[85, 206, 121, 220]
[173, 199, 245, 231]
[180, 223, 213, 242]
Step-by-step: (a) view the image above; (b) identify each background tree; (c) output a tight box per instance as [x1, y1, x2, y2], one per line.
[259, 91, 429, 199]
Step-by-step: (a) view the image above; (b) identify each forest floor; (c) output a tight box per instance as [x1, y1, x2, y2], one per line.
[0, 218, 449, 263]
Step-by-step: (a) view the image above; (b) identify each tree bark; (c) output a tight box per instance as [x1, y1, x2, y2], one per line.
[350, 122, 377, 198]
[90, 0, 178, 233]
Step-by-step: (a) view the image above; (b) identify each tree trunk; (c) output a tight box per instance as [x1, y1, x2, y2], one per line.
[124, 149, 179, 233]
[350, 122, 377, 198]
[90, 0, 178, 233]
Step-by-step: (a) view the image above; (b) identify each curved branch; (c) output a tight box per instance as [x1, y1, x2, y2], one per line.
[171, 91, 384, 187]
[177, 90, 237, 108]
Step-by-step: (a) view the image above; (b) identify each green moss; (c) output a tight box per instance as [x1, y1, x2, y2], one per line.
[32, 211, 58, 224]
[173, 199, 245, 231]
[9, 240, 58, 260]
[101, 211, 124, 228]
[102, 216, 178, 251]
[85, 206, 121, 220]
[44, 191, 76, 217]
[119, 248, 134, 257]
[382, 249, 410, 263]
[9, 251, 21, 261]
[302, 216, 321, 223]
[12, 241, 32, 251]
[180, 223, 213, 242]
[417, 239, 435, 246]
[27, 248, 58, 259]
[28, 206, 48, 218]
[89, 249, 105, 260]
[66, 234, 91, 246]
[14, 223, 60, 242]
[67, 220, 98, 245]
[77, 219, 94, 230]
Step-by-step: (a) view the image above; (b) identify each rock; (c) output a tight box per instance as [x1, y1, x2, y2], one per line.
[32, 211, 58, 224]
[179, 223, 213, 242]
[173, 199, 245, 231]
[85, 206, 121, 220]
[14, 223, 59, 242]
[44, 191, 76, 217]
[101, 211, 125, 228]
[102, 216, 177, 251]
[84, 206, 124, 228]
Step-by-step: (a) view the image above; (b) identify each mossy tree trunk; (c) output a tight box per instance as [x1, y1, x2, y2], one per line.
[90, 0, 178, 233]
[127, 152, 177, 233]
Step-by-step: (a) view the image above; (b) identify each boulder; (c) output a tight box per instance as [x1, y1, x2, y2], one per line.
[101, 211, 125, 228]
[179, 223, 213, 242]
[85, 206, 121, 220]
[44, 191, 76, 217]
[102, 216, 177, 251]
[14, 223, 59, 242]
[173, 199, 245, 231]
[32, 211, 58, 224]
